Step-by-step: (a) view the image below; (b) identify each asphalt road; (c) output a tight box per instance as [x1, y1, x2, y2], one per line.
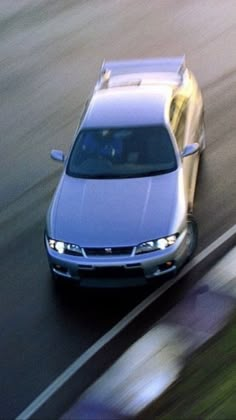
[0, 1, 236, 418]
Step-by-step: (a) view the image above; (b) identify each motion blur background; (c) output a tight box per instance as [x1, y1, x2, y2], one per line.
[0, 1, 235, 418]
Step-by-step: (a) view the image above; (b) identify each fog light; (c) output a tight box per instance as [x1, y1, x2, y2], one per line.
[166, 261, 173, 267]
[53, 264, 67, 274]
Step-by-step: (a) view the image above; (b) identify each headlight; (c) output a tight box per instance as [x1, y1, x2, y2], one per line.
[135, 234, 178, 255]
[48, 238, 83, 256]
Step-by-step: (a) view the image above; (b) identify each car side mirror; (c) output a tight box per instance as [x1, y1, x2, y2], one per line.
[181, 143, 200, 158]
[50, 149, 65, 162]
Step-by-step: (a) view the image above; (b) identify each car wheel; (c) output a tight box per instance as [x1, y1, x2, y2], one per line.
[186, 215, 198, 260]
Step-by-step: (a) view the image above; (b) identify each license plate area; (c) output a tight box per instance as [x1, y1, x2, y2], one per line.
[78, 266, 143, 280]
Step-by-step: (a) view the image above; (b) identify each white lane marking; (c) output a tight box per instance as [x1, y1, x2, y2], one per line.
[16, 224, 236, 420]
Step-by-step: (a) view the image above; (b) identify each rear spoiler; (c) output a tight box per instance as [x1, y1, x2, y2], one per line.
[97, 56, 186, 88]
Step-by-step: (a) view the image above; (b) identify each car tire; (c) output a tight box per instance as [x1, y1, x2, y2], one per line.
[186, 215, 198, 260]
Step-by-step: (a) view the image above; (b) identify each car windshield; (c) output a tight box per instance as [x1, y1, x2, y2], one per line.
[66, 126, 177, 179]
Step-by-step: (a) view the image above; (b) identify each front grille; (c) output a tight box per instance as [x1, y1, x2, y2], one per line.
[84, 246, 133, 257]
[78, 266, 144, 280]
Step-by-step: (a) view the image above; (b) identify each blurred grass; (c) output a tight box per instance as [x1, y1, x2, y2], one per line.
[140, 311, 236, 419]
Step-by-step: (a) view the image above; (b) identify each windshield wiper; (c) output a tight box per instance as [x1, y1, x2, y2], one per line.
[138, 169, 172, 176]
[70, 169, 173, 179]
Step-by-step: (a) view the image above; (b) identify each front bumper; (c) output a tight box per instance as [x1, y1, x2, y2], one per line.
[45, 229, 189, 287]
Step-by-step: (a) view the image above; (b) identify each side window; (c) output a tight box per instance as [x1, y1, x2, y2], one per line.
[169, 99, 178, 131]
[195, 111, 204, 142]
[175, 108, 187, 151]
[170, 96, 188, 151]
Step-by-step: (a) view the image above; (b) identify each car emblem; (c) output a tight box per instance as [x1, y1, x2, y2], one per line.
[104, 247, 112, 254]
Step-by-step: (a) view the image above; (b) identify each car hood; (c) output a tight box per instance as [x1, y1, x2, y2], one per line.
[48, 170, 186, 247]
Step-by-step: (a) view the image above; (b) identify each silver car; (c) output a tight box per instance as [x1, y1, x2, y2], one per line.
[45, 57, 205, 287]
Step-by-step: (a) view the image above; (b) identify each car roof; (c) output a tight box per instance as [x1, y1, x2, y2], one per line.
[82, 86, 173, 128]
[81, 57, 187, 129]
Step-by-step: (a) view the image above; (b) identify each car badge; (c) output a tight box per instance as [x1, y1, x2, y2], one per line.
[105, 247, 112, 254]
